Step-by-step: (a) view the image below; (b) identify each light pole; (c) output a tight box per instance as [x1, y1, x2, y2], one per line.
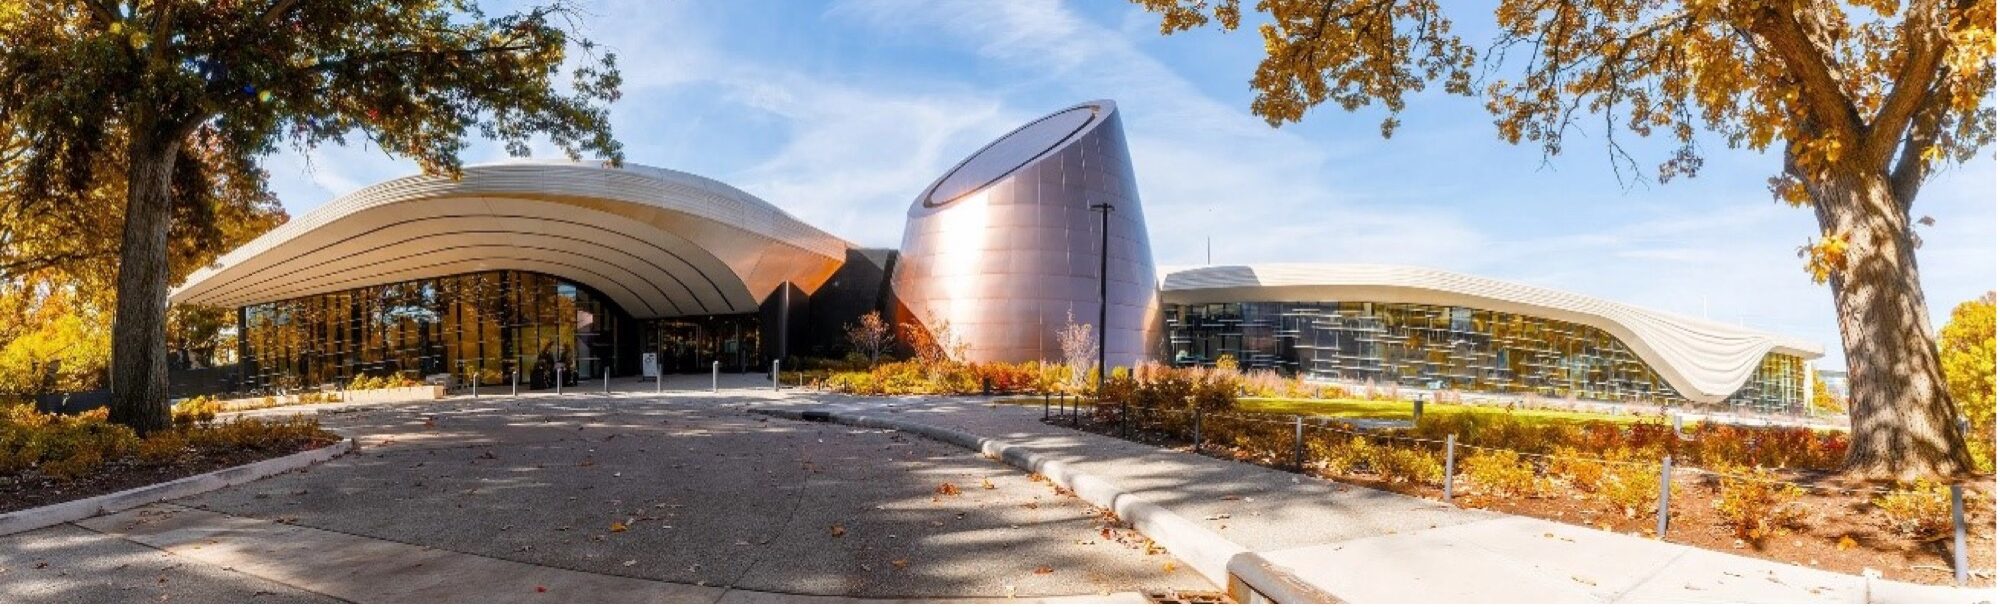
[1090, 202, 1114, 396]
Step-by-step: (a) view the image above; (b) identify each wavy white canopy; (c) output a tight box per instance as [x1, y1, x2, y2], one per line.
[1159, 264, 1822, 404]
[170, 161, 849, 319]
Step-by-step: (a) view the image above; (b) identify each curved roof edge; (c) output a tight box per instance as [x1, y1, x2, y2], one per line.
[910, 99, 1116, 213]
[1158, 264, 1823, 404]
[171, 160, 850, 315]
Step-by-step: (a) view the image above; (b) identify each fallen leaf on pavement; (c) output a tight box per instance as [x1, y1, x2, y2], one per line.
[936, 483, 961, 496]
[535, 586, 547, 593]
[1033, 565, 1054, 575]
[981, 478, 996, 490]
[830, 524, 846, 538]
[609, 521, 628, 533]
[891, 559, 909, 570]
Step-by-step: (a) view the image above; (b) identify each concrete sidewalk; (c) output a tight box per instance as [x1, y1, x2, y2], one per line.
[751, 393, 1992, 604]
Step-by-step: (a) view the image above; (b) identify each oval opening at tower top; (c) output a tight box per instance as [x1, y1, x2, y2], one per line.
[924, 105, 1098, 207]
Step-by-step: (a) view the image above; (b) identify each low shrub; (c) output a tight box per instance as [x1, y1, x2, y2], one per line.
[138, 433, 191, 464]
[172, 396, 219, 429]
[1461, 449, 1540, 497]
[1873, 480, 1953, 540]
[1, 404, 332, 483]
[1369, 444, 1443, 485]
[1548, 447, 1609, 492]
[1712, 465, 1806, 543]
[1309, 434, 1372, 475]
[1599, 459, 1662, 519]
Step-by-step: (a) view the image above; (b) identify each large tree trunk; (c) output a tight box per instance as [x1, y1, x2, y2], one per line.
[107, 128, 180, 435]
[1812, 170, 1973, 480]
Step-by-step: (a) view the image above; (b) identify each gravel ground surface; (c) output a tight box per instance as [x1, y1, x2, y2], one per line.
[161, 396, 1204, 599]
[0, 524, 336, 603]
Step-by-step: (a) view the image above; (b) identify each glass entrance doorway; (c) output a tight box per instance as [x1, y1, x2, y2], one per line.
[641, 315, 760, 374]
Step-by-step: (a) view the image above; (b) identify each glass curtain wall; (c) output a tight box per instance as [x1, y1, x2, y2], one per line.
[240, 270, 622, 392]
[1165, 301, 1809, 414]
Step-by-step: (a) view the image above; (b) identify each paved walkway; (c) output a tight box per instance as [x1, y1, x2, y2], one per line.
[749, 391, 1992, 603]
[4, 386, 1206, 603]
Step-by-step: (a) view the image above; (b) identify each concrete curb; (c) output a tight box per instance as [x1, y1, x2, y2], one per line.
[751, 407, 1325, 603]
[0, 437, 355, 536]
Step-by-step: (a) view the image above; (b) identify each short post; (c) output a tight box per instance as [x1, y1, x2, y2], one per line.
[771, 359, 781, 391]
[511, 369, 518, 396]
[1121, 402, 1130, 438]
[655, 369, 663, 394]
[1072, 395, 1080, 427]
[711, 361, 719, 392]
[1443, 434, 1457, 502]
[1655, 455, 1673, 539]
[1412, 397, 1424, 425]
[1193, 409, 1204, 455]
[1043, 393, 1050, 420]
[1293, 416, 1306, 471]
[471, 366, 479, 399]
[556, 365, 564, 395]
[603, 371, 610, 395]
[1952, 483, 1968, 586]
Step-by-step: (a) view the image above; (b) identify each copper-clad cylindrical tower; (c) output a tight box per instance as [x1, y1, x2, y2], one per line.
[892, 100, 1157, 366]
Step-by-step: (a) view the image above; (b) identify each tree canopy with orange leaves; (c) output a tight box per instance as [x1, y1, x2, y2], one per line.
[1135, 0, 1994, 479]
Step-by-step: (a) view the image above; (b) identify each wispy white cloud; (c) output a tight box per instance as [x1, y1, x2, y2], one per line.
[252, 0, 1993, 365]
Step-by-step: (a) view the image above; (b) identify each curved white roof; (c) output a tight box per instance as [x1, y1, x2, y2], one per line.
[1159, 264, 1822, 404]
[171, 160, 849, 318]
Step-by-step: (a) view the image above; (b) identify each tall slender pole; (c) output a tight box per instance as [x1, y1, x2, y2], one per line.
[1656, 455, 1673, 539]
[1443, 434, 1457, 502]
[1090, 202, 1114, 397]
[1953, 484, 1968, 586]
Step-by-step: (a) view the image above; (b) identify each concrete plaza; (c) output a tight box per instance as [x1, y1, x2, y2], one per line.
[0, 377, 1203, 603]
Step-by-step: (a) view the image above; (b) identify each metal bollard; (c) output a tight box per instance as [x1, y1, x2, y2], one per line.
[1953, 483, 1968, 586]
[656, 370, 662, 394]
[712, 361, 719, 392]
[772, 359, 781, 391]
[1656, 455, 1673, 539]
[1293, 416, 1306, 471]
[1193, 409, 1204, 455]
[603, 371, 610, 395]
[511, 370, 518, 396]
[1072, 396, 1079, 427]
[556, 367, 564, 395]
[471, 367, 479, 399]
[1043, 393, 1050, 420]
[1443, 434, 1457, 502]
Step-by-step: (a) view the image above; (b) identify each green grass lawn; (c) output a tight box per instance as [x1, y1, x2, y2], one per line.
[1236, 397, 1644, 425]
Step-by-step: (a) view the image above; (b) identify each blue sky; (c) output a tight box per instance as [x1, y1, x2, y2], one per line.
[260, 1, 1997, 370]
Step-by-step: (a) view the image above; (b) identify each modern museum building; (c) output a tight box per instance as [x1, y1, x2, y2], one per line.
[170, 100, 1822, 413]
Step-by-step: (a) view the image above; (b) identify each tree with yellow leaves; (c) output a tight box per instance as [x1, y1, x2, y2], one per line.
[1939, 292, 1995, 472]
[0, 1, 622, 434]
[1135, 0, 1992, 479]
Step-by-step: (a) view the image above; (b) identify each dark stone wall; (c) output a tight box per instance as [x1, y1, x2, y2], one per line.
[795, 248, 900, 360]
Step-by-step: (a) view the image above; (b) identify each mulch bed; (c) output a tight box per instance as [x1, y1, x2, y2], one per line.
[0, 437, 339, 514]
[1059, 417, 1996, 588]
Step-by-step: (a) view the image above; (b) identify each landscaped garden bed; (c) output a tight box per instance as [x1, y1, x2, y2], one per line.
[0, 402, 340, 514]
[1054, 397, 1993, 587]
